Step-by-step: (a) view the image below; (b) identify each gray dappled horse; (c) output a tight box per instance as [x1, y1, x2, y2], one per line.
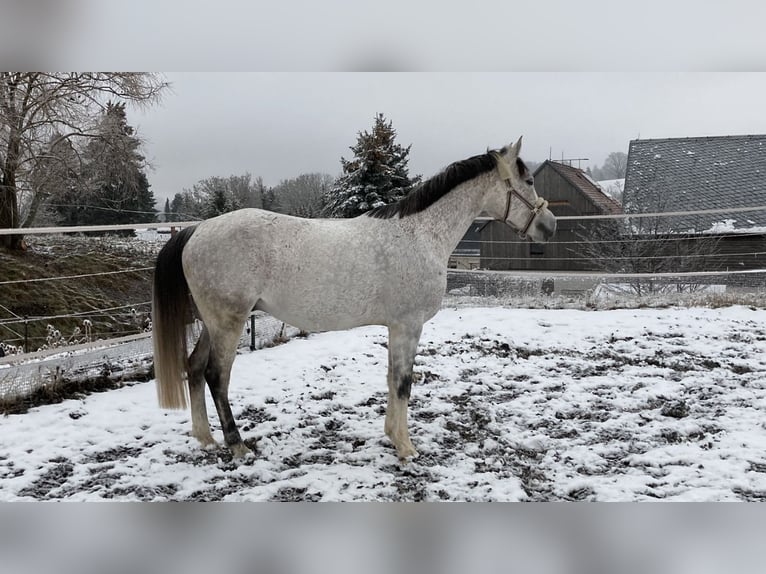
[152, 137, 556, 460]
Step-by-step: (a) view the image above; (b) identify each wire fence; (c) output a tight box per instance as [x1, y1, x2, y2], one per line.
[3, 204, 766, 402]
[0, 312, 298, 404]
[444, 267, 766, 304]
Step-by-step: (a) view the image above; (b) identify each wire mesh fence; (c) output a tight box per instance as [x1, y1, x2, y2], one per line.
[0, 312, 298, 404]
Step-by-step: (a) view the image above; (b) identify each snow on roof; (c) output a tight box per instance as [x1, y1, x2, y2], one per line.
[597, 178, 625, 200]
[624, 134, 766, 232]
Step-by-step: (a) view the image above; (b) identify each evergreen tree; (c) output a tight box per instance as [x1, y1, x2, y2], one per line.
[52, 102, 157, 226]
[261, 186, 277, 212]
[324, 113, 421, 218]
[204, 186, 238, 218]
[170, 190, 205, 221]
[163, 197, 171, 222]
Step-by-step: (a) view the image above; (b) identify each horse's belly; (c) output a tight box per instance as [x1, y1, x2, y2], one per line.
[255, 296, 381, 333]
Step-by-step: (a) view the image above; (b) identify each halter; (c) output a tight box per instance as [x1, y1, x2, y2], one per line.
[492, 152, 549, 239]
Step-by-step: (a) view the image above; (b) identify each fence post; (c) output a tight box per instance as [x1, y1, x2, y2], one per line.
[249, 314, 256, 351]
[24, 317, 29, 354]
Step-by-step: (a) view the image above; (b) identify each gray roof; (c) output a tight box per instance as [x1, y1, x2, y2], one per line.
[623, 134, 766, 232]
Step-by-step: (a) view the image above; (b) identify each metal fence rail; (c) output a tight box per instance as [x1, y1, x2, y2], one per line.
[0, 312, 297, 403]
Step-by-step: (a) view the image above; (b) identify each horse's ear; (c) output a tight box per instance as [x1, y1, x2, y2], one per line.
[507, 136, 523, 158]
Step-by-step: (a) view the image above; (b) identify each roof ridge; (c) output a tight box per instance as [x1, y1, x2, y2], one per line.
[630, 134, 766, 145]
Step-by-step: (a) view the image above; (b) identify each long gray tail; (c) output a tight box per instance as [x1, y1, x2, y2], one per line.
[152, 226, 197, 409]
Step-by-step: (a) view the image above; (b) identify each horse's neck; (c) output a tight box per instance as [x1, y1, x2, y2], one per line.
[406, 172, 493, 262]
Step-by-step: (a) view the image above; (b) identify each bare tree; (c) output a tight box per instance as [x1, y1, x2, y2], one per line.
[26, 131, 81, 225]
[601, 151, 628, 179]
[168, 173, 264, 221]
[272, 173, 333, 218]
[577, 169, 721, 295]
[0, 72, 168, 249]
[228, 173, 264, 210]
[577, 218, 721, 295]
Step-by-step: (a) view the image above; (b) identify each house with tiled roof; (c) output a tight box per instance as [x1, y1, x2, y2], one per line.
[623, 134, 766, 270]
[623, 134, 766, 232]
[475, 160, 623, 271]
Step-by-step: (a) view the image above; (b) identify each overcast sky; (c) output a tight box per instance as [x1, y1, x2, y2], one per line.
[133, 73, 766, 202]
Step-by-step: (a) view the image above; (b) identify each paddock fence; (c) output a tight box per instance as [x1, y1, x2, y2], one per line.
[3, 205, 766, 403]
[0, 311, 298, 404]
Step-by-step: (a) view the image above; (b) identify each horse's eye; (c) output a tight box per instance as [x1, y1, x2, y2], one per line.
[525, 178, 534, 186]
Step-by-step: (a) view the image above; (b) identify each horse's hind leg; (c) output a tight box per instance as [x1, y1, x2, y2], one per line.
[188, 326, 217, 448]
[384, 322, 423, 460]
[205, 320, 252, 459]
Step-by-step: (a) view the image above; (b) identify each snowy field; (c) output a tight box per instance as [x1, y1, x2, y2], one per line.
[2, 305, 766, 501]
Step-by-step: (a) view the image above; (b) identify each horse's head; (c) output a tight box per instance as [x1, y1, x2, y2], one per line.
[489, 137, 556, 243]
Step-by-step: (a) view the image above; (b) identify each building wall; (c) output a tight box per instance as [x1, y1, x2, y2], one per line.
[480, 220, 601, 271]
[479, 163, 610, 271]
[479, 226, 766, 273]
[708, 234, 766, 270]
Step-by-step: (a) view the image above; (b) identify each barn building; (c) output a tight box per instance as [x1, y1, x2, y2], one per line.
[474, 160, 622, 271]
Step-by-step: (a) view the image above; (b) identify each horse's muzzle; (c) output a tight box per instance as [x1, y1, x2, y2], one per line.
[540, 217, 556, 242]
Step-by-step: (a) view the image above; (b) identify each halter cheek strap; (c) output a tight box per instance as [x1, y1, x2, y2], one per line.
[491, 152, 549, 238]
[507, 187, 548, 238]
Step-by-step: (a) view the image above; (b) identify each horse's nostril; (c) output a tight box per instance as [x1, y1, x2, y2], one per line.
[541, 222, 556, 242]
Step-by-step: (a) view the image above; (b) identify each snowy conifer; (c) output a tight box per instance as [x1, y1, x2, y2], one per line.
[324, 113, 421, 218]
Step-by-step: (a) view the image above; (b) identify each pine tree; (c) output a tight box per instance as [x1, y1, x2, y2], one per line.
[53, 102, 157, 226]
[324, 113, 421, 218]
[163, 197, 171, 222]
[204, 186, 238, 218]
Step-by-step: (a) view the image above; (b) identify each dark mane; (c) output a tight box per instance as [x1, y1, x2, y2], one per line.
[366, 152, 498, 219]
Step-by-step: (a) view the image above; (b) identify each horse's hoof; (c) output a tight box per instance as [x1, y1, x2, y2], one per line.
[194, 435, 219, 450]
[396, 445, 419, 461]
[230, 442, 254, 459]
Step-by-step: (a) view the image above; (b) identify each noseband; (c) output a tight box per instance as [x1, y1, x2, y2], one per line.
[492, 152, 548, 239]
[502, 184, 549, 239]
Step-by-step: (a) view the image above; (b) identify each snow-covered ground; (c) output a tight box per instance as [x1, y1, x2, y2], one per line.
[2, 305, 766, 501]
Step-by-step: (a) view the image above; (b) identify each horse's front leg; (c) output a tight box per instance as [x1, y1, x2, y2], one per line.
[385, 322, 423, 460]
